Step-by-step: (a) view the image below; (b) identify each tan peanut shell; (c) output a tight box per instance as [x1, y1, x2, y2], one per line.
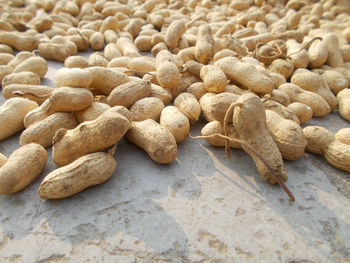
[308, 39, 328, 68]
[156, 50, 181, 90]
[0, 65, 12, 85]
[286, 39, 309, 69]
[213, 49, 239, 62]
[335, 128, 350, 145]
[13, 56, 48, 78]
[183, 60, 203, 79]
[325, 140, 350, 173]
[2, 84, 54, 104]
[303, 126, 335, 155]
[127, 57, 156, 72]
[291, 71, 338, 111]
[265, 110, 306, 161]
[171, 75, 199, 99]
[67, 34, 90, 51]
[90, 32, 105, 51]
[86, 67, 130, 95]
[209, 92, 240, 123]
[337, 88, 350, 121]
[270, 89, 290, 107]
[187, 82, 206, 100]
[164, 20, 186, 49]
[151, 42, 168, 58]
[104, 44, 122, 61]
[39, 152, 116, 199]
[263, 100, 299, 124]
[2, 72, 40, 87]
[201, 121, 241, 149]
[130, 97, 165, 122]
[0, 98, 38, 141]
[286, 102, 313, 124]
[160, 106, 190, 143]
[215, 57, 274, 94]
[0, 44, 14, 54]
[54, 68, 92, 88]
[88, 52, 108, 67]
[0, 153, 7, 168]
[49, 87, 94, 112]
[177, 47, 195, 63]
[0, 53, 14, 65]
[150, 83, 172, 105]
[116, 37, 140, 58]
[278, 83, 331, 118]
[51, 37, 77, 57]
[319, 70, 349, 95]
[200, 65, 227, 93]
[125, 119, 177, 164]
[108, 57, 129, 68]
[303, 126, 350, 173]
[52, 107, 131, 166]
[174, 92, 201, 123]
[38, 42, 70, 62]
[268, 59, 294, 79]
[107, 80, 152, 108]
[7, 51, 34, 70]
[199, 93, 216, 122]
[34, 18, 53, 32]
[20, 112, 77, 148]
[74, 102, 111, 123]
[233, 93, 287, 184]
[0, 32, 39, 51]
[24, 99, 56, 128]
[324, 33, 344, 68]
[195, 24, 214, 64]
[0, 143, 47, 194]
[64, 56, 89, 68]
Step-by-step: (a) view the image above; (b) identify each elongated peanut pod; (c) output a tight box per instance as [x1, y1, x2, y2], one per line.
[0, 143, 47, 194]
[39, 152, 116, 199]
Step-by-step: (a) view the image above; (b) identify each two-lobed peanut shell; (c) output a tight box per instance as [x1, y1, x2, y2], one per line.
[126, 119, 177, 164]
[20, 112, 78, 148]
[39, 152, 116, 199]
[0, 143, 47, 194]
[52, 107, 131, 166]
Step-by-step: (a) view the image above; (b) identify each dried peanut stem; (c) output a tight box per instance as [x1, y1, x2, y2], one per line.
[109, 144, 117, 156]
[186, 15, 205, 28]
[286, 37, 322, 59]
[223, 102, 243, 158]
[261, 94, 271, 103]
[77, 31, 89, 46]
[190, 133, 295, 202]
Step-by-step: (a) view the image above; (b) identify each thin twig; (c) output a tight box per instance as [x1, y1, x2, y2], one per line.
[77, 31, 89, 46]
[286, 37, 322, 59]
[190, 133, 295, 202]
[109, 144, 117, 156]
[186, 15, 204, 28]
[261, 94, 271, 103]
[223, 102, 243, 158]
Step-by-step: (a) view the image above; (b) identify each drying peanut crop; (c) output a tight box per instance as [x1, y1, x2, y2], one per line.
[0, 0, 350, 201]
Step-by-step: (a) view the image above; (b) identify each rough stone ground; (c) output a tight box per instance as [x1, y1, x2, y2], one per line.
[0, 56, 350, 263]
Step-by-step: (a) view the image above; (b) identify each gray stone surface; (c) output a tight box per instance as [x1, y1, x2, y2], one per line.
[0, 58, 350, 263]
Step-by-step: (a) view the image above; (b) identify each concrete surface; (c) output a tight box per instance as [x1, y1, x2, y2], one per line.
[0, 57, 350, 263]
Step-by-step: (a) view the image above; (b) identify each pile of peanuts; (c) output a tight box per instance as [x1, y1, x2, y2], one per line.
[0, 0, 350, 201]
